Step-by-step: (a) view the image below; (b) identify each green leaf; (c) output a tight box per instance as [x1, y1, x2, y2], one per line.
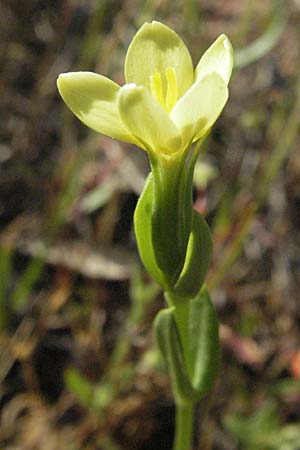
[224, 402, 296, 450]
[134, 173, 167, 289]
[0, 247, 13, 328]
[155, 288, 219, 403]
[12, 256, 45, 311]
[173, 210, 213, 298]
[187, 288, 220, 396]
[65, 368, 94, 408]
[154, 307, 196, 404]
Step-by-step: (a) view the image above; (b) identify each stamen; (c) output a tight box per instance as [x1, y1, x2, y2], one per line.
[150, 72, 164, 107]
[165, 67, 178, 112]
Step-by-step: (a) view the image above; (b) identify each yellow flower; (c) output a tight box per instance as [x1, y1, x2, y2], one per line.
[57, 21, 233, 157]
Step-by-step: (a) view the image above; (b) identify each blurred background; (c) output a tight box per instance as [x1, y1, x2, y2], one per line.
[1, 0, 300, 449]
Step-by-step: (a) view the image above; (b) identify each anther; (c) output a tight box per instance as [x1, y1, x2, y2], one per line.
[165, 67, 178, 112]
[150, 72, 164, 107]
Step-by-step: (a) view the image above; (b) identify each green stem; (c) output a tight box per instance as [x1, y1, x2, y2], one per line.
[173, 401, 195, 450]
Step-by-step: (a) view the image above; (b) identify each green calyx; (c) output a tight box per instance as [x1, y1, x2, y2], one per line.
[149, 151, 193, 286]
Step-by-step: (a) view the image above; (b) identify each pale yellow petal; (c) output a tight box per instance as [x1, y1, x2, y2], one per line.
[195, 34, 234, 85]
[118, 84, 182, 155]
[57, 72, 138, 144]
[170, 73, 228, 146]
[125, 21, 194, 99]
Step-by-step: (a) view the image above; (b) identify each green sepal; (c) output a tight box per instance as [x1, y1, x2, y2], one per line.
[187, 288, 220, 397]
[173, 210, 213, 298]
[154, 307, 196, 404]
[134, 173, 168, 289]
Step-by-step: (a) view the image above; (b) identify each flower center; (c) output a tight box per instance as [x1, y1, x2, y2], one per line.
[150, 67, 178, 113]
